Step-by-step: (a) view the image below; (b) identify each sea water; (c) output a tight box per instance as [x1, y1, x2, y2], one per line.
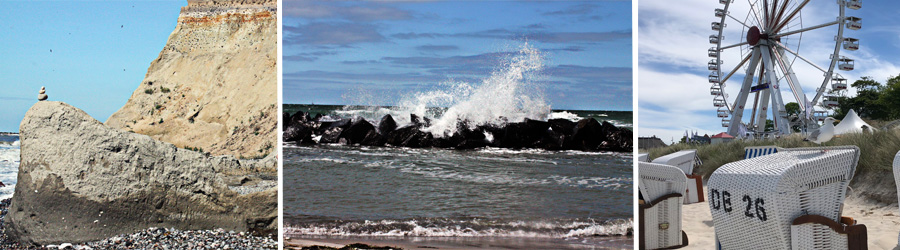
[283, 43, 633, 248]
[0, 135, 20, 200]
[283, 144, 632, 242]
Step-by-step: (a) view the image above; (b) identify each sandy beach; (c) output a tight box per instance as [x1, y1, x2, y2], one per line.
[677, 186, 900, 249]
[285, 236, 633, 250]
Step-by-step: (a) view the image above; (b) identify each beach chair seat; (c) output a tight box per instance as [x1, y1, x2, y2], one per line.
[708, 146, 864, 249]
[639, 162, 688, 249]
[744, 145, 782, 159]
[653, 150, 704, 204]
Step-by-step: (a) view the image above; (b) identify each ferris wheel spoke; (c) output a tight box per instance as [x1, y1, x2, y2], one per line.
[773, 41, 827, 73]
[772, 20, 840, 38]
[727, 14, 754, 29]
[763, 0, 771, 29]
[772, 0, 791, 30]
[720, 41, 749, 51]
[773, 0, 810, 33]
[722, 53, 754, 83]
[748, 0, 765, 28]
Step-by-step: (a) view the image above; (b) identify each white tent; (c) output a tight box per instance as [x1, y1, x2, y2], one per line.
[834, 109, 875, 135]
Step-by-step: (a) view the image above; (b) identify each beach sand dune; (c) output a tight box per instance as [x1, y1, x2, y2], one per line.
[678, 186, 900, 249]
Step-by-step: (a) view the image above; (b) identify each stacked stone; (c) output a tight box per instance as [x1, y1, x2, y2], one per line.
[37, 87, 47, 101]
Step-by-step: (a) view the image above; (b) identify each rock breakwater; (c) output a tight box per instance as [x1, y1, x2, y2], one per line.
[284, 111, 632, 152]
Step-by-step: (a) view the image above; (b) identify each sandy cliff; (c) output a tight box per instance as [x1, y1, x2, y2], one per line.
[105, 0, 277, 158]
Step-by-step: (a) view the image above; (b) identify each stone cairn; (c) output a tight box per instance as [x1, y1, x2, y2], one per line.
[37, 86, 47, 101]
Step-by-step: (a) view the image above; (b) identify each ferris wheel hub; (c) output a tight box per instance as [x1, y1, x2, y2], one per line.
[747, 26, 762, 46]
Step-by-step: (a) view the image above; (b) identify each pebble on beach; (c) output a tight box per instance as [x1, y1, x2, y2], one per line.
[0, 198, 276, 249]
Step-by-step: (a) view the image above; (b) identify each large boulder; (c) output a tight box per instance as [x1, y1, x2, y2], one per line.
[8, 101, 277, 245]
[283, 122, 317, 144]
[548, 118, 576, 135]
[318, 127, 344, 144]
[378, 115, 397, 135]
[597, 121, 632, 152]
[342, 118, 376, 145]
[499, 119, 549, 149]
[386, 125, 418, 146]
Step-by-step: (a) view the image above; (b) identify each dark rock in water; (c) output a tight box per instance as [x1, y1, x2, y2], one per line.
[283, 125, 303, 142]
[536, 129, 567, 150]
[9, 101, 277, 245]
[360, 130, 386, 146]
[289, 111, 310, 126]
[456, 136, 486, 149]
[548, 118, 576, 135]
[454, 122, 486, 149]
[566, 118, 633, 151]
[410, 114, 423, 128]
[423, 116, 432, 127]
[284, 122, 318, 144]
[499, 119, 548, 149]
[386, 125, 419, 146]
[312, 113, 323, 121]
[318, 118, 350, 135]
[319, 127, 343, 144]
[479, 124, 505, 147]
[342, 118, 376, 145]
[566, 118, 600, 150]
[597, 121, 632, 152]
[403, 131, 432, 148]
[378, 115, 397, 134]
[282, 111, 632, 152]
[524, 118, 550, 134]
[282, 112, 291, 130]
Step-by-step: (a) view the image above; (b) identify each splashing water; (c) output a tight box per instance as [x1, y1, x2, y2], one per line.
[342, 42, 552, 137]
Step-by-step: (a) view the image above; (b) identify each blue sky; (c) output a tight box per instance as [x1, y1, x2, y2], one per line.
[0, 1, 183, 132]
[283, 0, 632, 111]
[639, 0, 898, 144]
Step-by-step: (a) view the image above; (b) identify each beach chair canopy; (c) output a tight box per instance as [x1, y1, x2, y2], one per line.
[639, 162, 687, 202]
[708, 146, 859, 249]
[651, 150, 700, 175]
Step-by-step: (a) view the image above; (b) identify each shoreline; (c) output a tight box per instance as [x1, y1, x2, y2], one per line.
[285, 235, 633, 250]
[0, 196, 277, 249]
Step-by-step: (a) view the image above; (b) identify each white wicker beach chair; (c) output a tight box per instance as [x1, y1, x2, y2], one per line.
[653, 150, 704, 204]
[639, 162, 688, 249]
[744, 145, 781, 159]
[652, 150, 700, 175]
[708, 146, 865, 249]
[893, 150, 900, 247]
[639, 153, 650, 162]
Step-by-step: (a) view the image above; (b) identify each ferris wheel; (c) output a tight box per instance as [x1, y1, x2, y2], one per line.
[708, 0, 862, 137]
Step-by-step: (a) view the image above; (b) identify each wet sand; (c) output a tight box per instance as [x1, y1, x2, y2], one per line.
[285, 236, 633, 250]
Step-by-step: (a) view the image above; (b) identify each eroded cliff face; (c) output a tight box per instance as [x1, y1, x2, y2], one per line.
[8, 101, 276, 245]
[106, 0, 276, 158]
